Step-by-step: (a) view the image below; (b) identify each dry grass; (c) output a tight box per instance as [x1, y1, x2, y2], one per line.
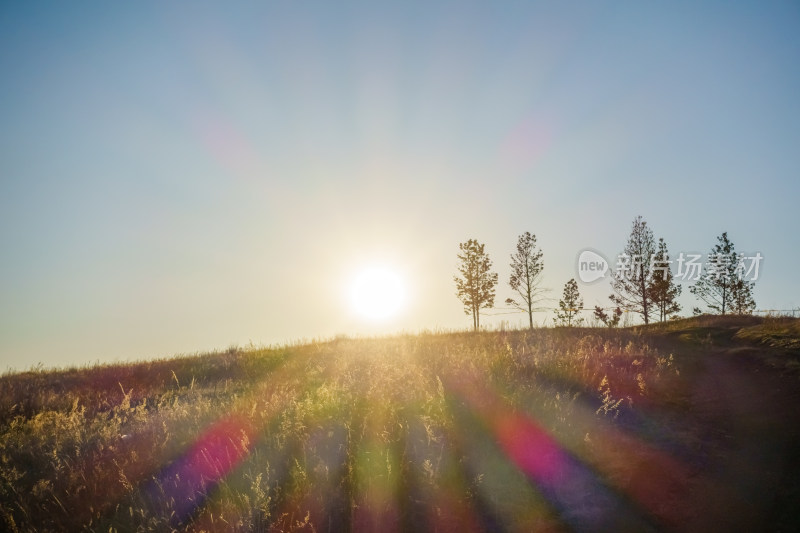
[734, 316, 800, 350]
[0, 318, 796, 531]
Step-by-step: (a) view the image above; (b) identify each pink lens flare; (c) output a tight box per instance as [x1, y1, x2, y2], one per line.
[144, 414, 256, 526]
[444, 373, 659, 531]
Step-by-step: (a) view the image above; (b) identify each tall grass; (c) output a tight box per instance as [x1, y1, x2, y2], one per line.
[0, 326, 717, 532]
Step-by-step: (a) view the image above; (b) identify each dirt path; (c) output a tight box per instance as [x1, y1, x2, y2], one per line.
[676, 347, 800, 532]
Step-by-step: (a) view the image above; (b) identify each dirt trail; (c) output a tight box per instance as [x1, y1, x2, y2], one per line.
[676, 346, 800, 532]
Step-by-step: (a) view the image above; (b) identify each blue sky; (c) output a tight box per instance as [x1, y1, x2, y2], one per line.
[1, 1, 799, 369]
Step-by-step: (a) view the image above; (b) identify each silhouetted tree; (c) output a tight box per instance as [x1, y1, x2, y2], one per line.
[649, 237, 682, 321]
[505, 232, 545, 329]
[594, 305, 622, 327]
[555, 279, 583, 327]
[454, 239, 498, 331]
[731, 278, 756, 315]
[690, 232, 756, 315]
[610, 216, 656, 324]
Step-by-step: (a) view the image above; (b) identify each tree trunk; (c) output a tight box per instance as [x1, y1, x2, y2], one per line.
[527, 277, 533, 329]
[722, 279, 727, 315]
[640, 265, 649, 324]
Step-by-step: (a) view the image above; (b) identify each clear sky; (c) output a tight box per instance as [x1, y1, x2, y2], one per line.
[1, 1, 799, 370]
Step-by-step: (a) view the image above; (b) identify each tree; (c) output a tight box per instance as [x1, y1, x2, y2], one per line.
[731, 278, 756, 315]
[610, 215, 656, 324]
[554, 279, 583, 327]
[690, 232, 756, 315]
[454, 239, 498, 331]
[649, 237, 682, 321]
[594, 305, 622, 327]
[505, 232, 545, 329]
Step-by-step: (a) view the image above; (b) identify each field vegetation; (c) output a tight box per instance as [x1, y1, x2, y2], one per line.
[1, 316, 799, 532]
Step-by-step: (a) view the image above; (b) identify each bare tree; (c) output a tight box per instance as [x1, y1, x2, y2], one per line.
[506, 232, 545, 329]
[610, 215, 656, 324]
[555, 279, 583, 327]
[454, 239, 498, 331]
[690, 232, 756, 315]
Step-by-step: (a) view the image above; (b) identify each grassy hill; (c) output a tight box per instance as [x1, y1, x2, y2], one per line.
[1, 316, 799, 532]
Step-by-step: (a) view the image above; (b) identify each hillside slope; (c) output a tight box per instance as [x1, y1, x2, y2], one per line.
[1, 316, 799, 532]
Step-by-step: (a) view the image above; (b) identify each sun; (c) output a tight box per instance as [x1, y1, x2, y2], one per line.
[348, 266, 408, 321]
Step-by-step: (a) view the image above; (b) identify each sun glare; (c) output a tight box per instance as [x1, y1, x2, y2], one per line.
[348, 266, 407, 322]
